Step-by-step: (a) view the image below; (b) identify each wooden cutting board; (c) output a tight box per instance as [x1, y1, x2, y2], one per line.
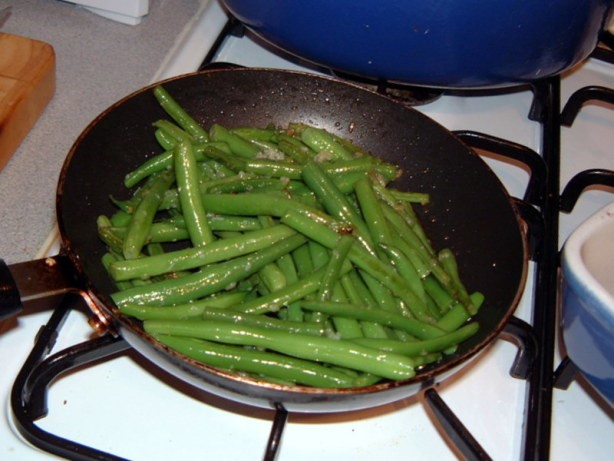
[0, 32, 55, 171]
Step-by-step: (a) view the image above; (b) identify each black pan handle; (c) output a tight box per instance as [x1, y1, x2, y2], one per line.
[0, 259, 22, 320]
[0, 255, 77, 321]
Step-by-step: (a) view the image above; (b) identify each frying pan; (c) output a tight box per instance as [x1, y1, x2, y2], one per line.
[0, 69, 528, 412]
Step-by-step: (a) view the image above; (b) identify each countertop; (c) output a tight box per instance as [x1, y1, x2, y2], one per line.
[0, 0, 203, 264]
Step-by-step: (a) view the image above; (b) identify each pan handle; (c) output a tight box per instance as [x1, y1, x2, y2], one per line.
[0, 259, 22, 320]
[0, 256, 78, 321]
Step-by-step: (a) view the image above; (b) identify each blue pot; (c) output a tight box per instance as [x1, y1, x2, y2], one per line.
[561, 202, 614, 407]
[222, 0, 612, 88]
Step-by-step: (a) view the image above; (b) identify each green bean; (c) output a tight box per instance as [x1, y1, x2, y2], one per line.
[381, 201, 434, 258]
[206, 146, 303, 178]
[276, 253, 298, 284]
[124, 151, 175, 188]
[97, 214, 112, 229]
[258, 261, 287, 293]
[301, 161, 373, 252]
[100, 230, 126, 256]
[145, 242, 167, 258]
[276, 137, 311, 163]
[205, 176, 308, 195]
[373, 181, 433, 250]
[152, 119, 194, 144]
[379, 243, 427, 304]
[423, 275, 454, 313]
[209, 124, 261, 158]
[235, 267, 328, 315]
[302, 241, 330, 324]
[123, 170, 175, 259]
[327, 283, 364, 339]
[153, 335, 359, 388]
[119, 168, 170, 212]
[381, 201, 471, 309]
[112, 234, 307, 306]
[336, 272, 386, 338]
[143, 320, 416, 380]
[439, 248, 475, 314]
[328, 131, 370, 158]
[356, 272, 403, 319]
[254, 217, 288, 293]
[325, 158, 399, 183]
[292, 242, 315, 278]
[206, 149, 398, 186]
[245, 138, 287, 159]
[200, 307, 324, 336]
[317, 235, 353, 301]
[154, 128, 177, 150]
[206, 214, 262, 232]
[436, 292, 484, 332]
[123, 144, 232, 189]
[308, 240, 330, 270]
[109, 225, 296, 281]
[231, 126, 278, 142]
[281, 209, 433, 322]
[470, 291, 485, 311]
[354, 176, 392, 246]
[300, 301, 445, 340]
[174, 140, 214, 247]
[207, 157, 237, 178]
[102, 253, 133, 290]
[120, 291, 248, 320]
[436, 302, 471, 332]
[394, 240, 431, 278]
[275, 254, 305, 322]
[300, 126, 353, 160]
[332, 171, 369, 194]
[109, 210, 132, 227]
[99, 96, 485, 388]
[351, 322, 479, 356]
[134, 222, 188, 243]
[200, 192, 317, 219]
[153, 86, 209, 142]
[390, 189, 430, 205]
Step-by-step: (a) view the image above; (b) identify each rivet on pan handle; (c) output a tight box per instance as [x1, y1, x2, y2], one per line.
[0, 256, 76, 321]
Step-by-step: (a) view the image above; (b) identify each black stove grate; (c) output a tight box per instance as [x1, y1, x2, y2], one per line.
[9, 284, 540, 461]
[9, 18, 614, 461]
[553, 68, 614, 393]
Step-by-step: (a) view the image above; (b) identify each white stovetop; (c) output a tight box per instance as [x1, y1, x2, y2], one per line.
[2, 1, 613, 460]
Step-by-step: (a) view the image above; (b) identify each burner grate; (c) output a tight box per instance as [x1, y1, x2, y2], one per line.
[554, 77, 614, 393]
[13, 17, 614, 461]
[9, 287, 540, 461]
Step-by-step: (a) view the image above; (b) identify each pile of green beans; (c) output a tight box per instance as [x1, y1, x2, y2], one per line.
[98, 84, 484, 389]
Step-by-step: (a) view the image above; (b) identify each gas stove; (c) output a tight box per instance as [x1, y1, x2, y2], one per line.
[1, 1, 613, 460]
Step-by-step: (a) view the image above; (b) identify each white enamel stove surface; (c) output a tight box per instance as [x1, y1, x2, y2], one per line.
[2, 1, 613, 459]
